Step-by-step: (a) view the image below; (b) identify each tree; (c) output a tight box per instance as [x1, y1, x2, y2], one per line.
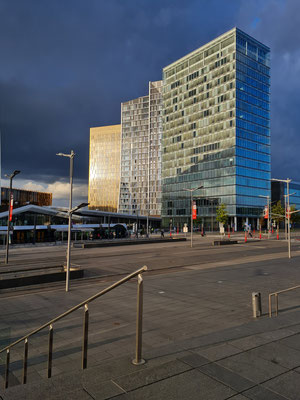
[271, 201, 285, 226]
[216, 203, 228, 226]
[290, 205, 300, 224]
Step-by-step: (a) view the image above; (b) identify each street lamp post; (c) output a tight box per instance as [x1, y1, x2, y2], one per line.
[272, 178, 292, 259]
[56, 150, 75, 291]
[259, 195, 270, 239]
[5, 170, 20, 264]
[183, 186, 203, 248]
[65, 202, 89, 291]
[283, 192, 296, 241]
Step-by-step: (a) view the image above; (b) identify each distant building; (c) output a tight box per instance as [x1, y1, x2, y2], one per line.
[272, 181, 300, 211]
[0, 187, 52, 211]
[119, 80, 163, 217]
[88, 124, 121, 212]
[161, 28, 270, 230]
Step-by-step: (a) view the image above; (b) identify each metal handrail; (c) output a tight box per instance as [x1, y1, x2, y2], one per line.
[269, 284, 300, 317]
[0, 265, 147, 389]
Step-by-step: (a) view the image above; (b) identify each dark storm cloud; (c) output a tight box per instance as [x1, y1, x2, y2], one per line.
[0, 0, 299, 187]
[239, 0, 300, 180]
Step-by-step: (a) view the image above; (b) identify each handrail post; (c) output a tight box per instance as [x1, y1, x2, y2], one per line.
[132, 274, 145, 365]
[275, 293, 279, 317]
[48, 324, 53, 378]
[22, 338, 28, 384]
[5, 348, 10, 389]
[269, 294, 272, 317]
[82, 304, 89, 369]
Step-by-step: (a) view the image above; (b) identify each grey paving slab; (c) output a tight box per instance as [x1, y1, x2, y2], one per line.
[255, 328, 295, 342]
[279, 333, 300, 351]
[243, 384, 290, 400]
[230, 334, 271, 350]
[217, 352, 287, 383]
[262, 371, 300, 400]
[177, 352, 210, 368]
[81, 356, 147, 386]
[49, 388, 93, 400]
[111, 369, 236, 400]
[198, 362, 255, 392]
[83, 380, 125, 400]
[194, 343, 242, 361]
[114, 359, 191, 392]
[229, 396, 251, 400]
[248, 341, 300, 369]
[0, 381, 56, 400]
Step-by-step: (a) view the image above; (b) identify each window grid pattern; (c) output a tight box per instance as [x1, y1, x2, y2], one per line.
[119, 81, 163, 217]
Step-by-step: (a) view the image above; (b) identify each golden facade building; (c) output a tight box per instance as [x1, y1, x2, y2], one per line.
[88, 124, 121, 212]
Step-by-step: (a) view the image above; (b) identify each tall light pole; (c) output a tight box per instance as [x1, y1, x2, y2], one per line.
[283, 192, 296, 240]
[5, 170, 20, 264]
[259, 195, 270, 238]
[56, 150, 75, 291]
[183, 186, 203, 248]
[272, 178, 292, 258]
[65, 202, 88, 291]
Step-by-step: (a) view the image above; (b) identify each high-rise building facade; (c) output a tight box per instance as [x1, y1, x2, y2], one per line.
[88, 124, 121, 212]
[162, 28, 270, 230]
[118, 81, 163, 217]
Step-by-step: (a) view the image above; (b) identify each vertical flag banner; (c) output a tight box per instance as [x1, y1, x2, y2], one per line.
[9, 193, 13, 222]
[192, 201, 197, 220]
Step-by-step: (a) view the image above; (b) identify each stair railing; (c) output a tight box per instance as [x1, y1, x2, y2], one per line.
[0, 265, 147, 389]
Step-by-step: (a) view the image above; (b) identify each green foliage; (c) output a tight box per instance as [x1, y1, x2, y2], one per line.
[216, 203, 228, 226]
[290, 205, 300, 224]
[271, 201, 285, 224]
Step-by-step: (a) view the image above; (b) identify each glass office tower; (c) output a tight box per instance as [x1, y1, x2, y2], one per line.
[119, 81, 163, 217]
[88, 124, 121, 212]
[162, 28, 270, 230]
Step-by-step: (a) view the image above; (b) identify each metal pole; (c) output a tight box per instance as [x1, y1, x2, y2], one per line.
[284, 195, 287, 240]
[287, 179, 291, 259]
[132, 274, 145, 365]
[66, 150, 74, 292]
[211, 200, 213, 233]
[5, 177, 13, 264]
[191, 191, 193, 248]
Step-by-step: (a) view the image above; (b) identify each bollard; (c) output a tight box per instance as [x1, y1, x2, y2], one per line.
[252, 292, 262, 318]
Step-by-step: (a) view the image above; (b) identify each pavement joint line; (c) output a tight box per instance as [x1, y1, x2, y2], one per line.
[110, 378, 127, 394]
[82, 386, 96, 399]
[110, 366, 194, 397]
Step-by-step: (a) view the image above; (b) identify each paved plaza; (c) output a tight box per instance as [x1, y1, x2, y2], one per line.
[1, 235, 300, 399]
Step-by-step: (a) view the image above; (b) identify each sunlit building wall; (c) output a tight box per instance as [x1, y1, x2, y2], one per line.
[162, 28, 270, 230]
[88, 125, 121, 212]
[0, 187, 52, 210]
[118, 81, 163, 217]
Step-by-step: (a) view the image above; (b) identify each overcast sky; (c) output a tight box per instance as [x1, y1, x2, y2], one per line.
[0, 0, 298, 206]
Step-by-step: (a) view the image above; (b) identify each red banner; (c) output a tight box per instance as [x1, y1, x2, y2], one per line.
[9, 194, 13, 222]
[264, 206, 268, 219]
[192, 201, 197, 220]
